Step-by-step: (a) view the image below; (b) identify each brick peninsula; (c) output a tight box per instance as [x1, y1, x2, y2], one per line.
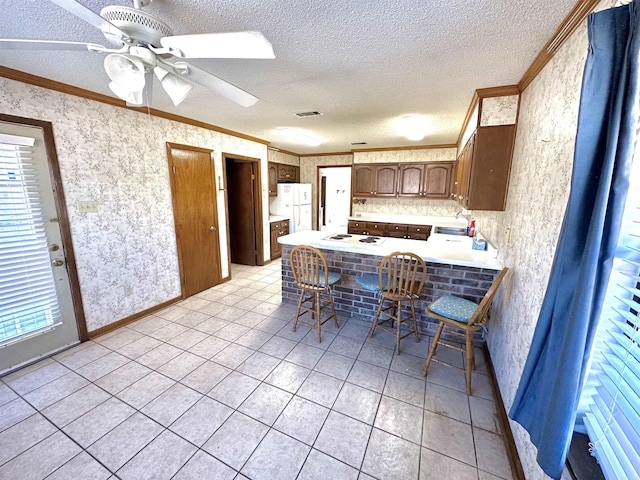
[278, 230, 503, 335]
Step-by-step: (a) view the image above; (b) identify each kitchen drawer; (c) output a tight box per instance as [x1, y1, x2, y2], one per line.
[367, 222, 386, 231]
[281, 221, 289, 231]
[348, 220, 365, 229]
[405, 233, 428, 241]
[270, 222, 281, 231]
[387, 224, 408, 232]
[407, 225, 431, 234]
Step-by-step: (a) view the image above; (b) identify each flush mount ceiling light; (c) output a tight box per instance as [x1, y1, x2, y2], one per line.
[276, 128, 322, 147]
[104, 53, 146, 93]
[398, 115, 428, 141]
[154, 66, 193, 106]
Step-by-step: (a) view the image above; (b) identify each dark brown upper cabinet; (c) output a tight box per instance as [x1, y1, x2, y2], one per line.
[454, 124, 516, 211]
[352, 164, 398, 197]
[268, 162, 277, 196]
[398, 162, 454, 198]
[276, 164, 296, 182]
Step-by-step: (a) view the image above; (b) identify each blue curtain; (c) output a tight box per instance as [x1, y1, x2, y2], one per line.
[509, 2, 639, 479]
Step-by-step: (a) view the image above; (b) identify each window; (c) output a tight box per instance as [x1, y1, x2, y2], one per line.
[578, 145, 640, 479]
[0, 134, 61, 344]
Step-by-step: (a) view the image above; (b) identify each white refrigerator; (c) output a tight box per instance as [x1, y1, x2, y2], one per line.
[270, 183, 312, 232]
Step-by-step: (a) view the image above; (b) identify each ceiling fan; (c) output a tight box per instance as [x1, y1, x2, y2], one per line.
[0, 0, 275, 107]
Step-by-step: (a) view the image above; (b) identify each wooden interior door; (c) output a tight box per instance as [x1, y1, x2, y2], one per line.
[226, 159, 257, 265]
[167, 144, 221, 297]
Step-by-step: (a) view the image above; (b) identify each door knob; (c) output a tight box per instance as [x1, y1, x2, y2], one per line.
[210, 226, 217, 232]
[52, 258, 64, 267]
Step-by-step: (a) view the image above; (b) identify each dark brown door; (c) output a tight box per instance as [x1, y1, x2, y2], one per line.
[227, 159, 257, 265]
[167, 144, 221, 297]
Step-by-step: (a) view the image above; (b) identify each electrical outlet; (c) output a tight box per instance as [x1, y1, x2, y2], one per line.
[78, 200, 98, 213]
[124, 286, 133, 297]
[504, 227, 511, 244]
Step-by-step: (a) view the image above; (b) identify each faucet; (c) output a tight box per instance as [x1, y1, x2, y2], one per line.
[455, 209, 472, 224]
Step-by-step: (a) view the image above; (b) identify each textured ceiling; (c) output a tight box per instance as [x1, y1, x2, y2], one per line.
[0, 0, 576, 154]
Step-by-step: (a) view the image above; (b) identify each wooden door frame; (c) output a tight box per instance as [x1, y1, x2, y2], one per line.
[315, 165, 353, 230]
[166, 143, 222, 299]
[221, 153, 265, 271]
[0, 113, 88, 341]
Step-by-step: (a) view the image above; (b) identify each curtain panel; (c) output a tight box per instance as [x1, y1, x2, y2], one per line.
[509, 2, 639, 479]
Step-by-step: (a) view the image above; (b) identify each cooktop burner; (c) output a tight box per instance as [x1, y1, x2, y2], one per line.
[322, 234, 385, 246]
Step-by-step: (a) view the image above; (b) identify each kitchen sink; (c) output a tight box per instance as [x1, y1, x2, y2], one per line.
[433, 226, 468, 236]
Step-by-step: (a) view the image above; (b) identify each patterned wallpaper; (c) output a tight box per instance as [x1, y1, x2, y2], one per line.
[355, 198, 461, 217]
[267, 149, 300, 166]
[471, 1, 615, 476]
[480, 95, 519, 126]
[353, 147, 456, 164]
[0, 77, 268, 332]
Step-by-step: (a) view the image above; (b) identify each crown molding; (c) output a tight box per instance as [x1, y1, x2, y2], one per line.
[0, 65, 270, 146]
[267, 147, 300, 157]
[299, 151, 354, 157]
[519, 0, 601, 91]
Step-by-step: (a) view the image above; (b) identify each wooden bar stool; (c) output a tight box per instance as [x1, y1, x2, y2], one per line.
[290, 245, 341, 343]
[367, 252, 427, 354]
[423, 267, 509, 394]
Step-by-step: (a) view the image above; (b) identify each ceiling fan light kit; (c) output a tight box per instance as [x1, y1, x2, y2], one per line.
[1, 0, 275, 108]
[104, 53, 145, 92]
[154, 66, 193, 106]
[108, 81, 143, 105]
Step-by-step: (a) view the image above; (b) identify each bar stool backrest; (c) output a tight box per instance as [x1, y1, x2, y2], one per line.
[378, 251, 427, 300]
[290, 245, 329, 292]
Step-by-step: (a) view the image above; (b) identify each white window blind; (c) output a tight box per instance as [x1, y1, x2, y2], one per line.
[580, 152, 640, 479]
[0, 138, 61, 344]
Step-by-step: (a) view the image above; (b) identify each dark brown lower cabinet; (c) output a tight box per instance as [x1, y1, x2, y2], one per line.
[347, 220, 431, 240]
[270, 220, 290, 258]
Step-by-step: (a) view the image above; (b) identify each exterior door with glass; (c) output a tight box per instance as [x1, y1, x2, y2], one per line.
[0, 120, 81, 374]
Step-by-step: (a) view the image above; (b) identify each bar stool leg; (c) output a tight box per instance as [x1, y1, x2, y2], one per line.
[410, 298, 420, 343]
[369, 298, 384, 337]
[423, 322, 444, 376]
[315, 291, 322, 343]
[293, 290, 305, 332]
[395, 300, 402, 354]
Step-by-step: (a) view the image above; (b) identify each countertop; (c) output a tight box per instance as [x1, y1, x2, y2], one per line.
[269, 215, 289, 223]
[278, 230, 502, 270]
[347, 213, 468, 228]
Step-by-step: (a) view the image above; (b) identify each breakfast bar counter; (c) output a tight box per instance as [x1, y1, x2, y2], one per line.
[278, 230, 503, 334]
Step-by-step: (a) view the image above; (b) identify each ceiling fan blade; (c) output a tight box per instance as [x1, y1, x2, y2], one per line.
[161, 32, 274, 59]
[172, 63, 259, 107]
[0, 39, 105, 51]
[48, 0, 127, 41]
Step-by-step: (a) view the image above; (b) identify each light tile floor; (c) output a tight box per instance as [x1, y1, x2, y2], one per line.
[0, 259, 513, 480]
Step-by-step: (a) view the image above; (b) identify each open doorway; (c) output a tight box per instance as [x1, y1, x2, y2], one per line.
[317, 166, 352, 233]
[223, 154, 264, 268]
